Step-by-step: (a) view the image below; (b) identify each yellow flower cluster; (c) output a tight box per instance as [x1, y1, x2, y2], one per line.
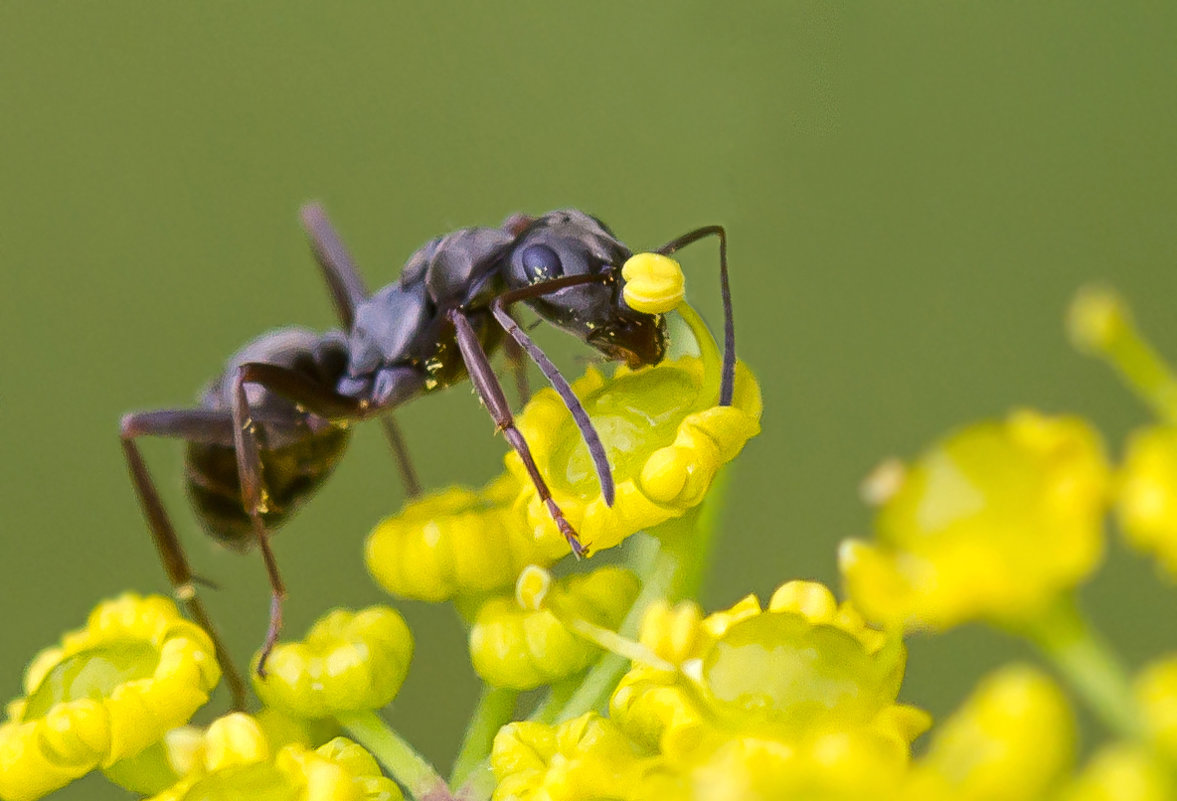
[365, 290, 761, 604]
[366, 353, 761, 603]
[493, 581, 931, 801]
[0, 594, 220, 801]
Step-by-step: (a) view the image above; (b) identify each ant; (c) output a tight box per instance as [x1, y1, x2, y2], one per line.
[119, 204, 735, 707]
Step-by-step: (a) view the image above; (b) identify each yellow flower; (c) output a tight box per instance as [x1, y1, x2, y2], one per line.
[1135, 653, 1177, 760]
[840, 410, 1111, 631]
[143, 713, 401, 801]
[0, 594, 220, 801]
[1057, 743, 1174, 801]
[366, 475, 566, 602]
[254, 606, 413, 720]
[470, 566, 640, 690]
[679, 728, 911, 801]
[611, 581, 926, 756]
[491, 713, 648, 801]
[1117, 426, 1177, 579]
[509, 356, 761, 554]
[901, 665, 1075, 801]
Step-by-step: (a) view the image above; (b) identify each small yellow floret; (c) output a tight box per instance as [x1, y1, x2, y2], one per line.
[515, 565, 552, 611]
[621, 252, 686, 314]
[253, 606, 413, 719]
[1067, 286, 1130, 355]
[0, 594, 220, 801]
[470, 567, 639, 690]
[1117, 426, 1177, 579]
[366, 475, 567, 602]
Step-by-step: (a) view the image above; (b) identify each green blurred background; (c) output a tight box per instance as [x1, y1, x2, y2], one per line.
[3, 3, 1177, 797]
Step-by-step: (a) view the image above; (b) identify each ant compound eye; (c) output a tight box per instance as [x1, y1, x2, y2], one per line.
[520, 244, 563, 282]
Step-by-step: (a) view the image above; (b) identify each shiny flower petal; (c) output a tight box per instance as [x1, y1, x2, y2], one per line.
[509, 356, 761, 554]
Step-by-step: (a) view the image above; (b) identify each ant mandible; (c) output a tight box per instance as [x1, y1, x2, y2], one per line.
[119, 205, 735, 708]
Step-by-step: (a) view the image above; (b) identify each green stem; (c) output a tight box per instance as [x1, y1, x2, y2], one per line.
[450, 685, 517, 790]
[337, 709, 453, 801]
[528, 677, 579, 723]
[455, 763, 497, 801]
[1015, 595, 1143, 740]
[549, 473, 729, 721]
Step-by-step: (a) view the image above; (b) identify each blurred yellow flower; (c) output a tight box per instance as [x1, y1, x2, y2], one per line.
[0, 594, 220, 801]
[254, 606, 413, 720]
[1135, 653, 1177, 761]
[1117, 425, 1177, 579]
[901, 665, 1075, 801]
[1057, 743, 1173, 801]
[840, 410, 1111, 630]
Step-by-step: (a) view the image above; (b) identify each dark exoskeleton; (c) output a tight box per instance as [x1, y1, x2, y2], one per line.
[120, 205, 735, 707]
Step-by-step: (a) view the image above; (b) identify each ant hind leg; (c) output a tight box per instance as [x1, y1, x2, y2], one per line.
[119, 409, 248, 709]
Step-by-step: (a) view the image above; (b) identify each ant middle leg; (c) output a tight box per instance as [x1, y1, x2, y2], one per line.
[492, 276, 615, 507]
[120, 409, 248, 709]
[447, 309, 587, 558]
[228, 362, 370, 674]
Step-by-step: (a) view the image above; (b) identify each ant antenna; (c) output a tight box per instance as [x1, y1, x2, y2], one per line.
[491, 273, 617, 506]
[656, 226, 735, 406]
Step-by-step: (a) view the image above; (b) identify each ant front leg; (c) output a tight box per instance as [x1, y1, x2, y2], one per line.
[491, 275, 616, 506]
[448, 309, 588, 558]
[120, 409, 248, 709]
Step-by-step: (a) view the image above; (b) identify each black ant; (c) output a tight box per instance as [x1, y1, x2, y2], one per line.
[119, 205, 735, 707]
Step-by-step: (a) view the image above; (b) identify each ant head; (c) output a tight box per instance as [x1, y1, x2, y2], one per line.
[505, 210, 668, 368]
